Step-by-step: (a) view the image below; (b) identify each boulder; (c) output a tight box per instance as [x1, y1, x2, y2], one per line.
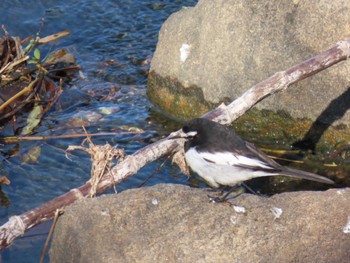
[50, 184, 350, 262]
[147, 0, 350, 146]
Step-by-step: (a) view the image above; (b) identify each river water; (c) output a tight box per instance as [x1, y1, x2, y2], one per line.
[0, 1, 197, 262]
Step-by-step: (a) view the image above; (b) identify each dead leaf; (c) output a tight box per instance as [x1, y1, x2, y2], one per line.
[38, 30, 70, 44]
[0, 176, 10, 185]
[21, 102, 43, 136]
[172, 147, 190, 177]
[21, 146, 41, 164]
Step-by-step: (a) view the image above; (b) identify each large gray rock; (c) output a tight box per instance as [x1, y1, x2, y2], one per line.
[50, 184, 350, 262]
[148, 0, 350, 127]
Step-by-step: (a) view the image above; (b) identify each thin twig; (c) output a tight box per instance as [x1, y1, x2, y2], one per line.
[0, 74, 41, 111]
[137, 155, 171, 188]
[0, 55, 29, 75]
[40, 209, 64, 263]
[0, 131, 143, 144]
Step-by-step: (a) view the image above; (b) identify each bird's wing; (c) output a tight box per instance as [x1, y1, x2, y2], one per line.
[244, 142, 281, 167]
[244, 142, 334, 184]
[199, 151, 273, 170]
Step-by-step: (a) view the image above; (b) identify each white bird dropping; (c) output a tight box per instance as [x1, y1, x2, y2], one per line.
[180, 43, 191, 62]
[343, 216, 350, 234]
[271, 207, 283, 219]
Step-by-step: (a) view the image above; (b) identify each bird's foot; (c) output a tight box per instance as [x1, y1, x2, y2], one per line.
[208, 185, 245, 203]
[208, 195, 227, 203]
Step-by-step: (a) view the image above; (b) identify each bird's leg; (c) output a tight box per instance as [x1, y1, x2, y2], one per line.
[241, 182, 258, 195]
[208, 185, 245, 203]
[241, 182, 268, 198]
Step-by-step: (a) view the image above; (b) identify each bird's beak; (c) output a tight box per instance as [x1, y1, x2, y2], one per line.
[184, 131, 197, 137]
[168, 130, 197, 140]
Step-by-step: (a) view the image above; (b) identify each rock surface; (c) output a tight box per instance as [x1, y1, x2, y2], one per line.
[148, 0, 350, 126]
[50, 184, 350, 263]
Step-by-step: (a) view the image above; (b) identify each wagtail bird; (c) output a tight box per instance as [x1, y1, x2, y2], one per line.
[179, 118, 334, 202]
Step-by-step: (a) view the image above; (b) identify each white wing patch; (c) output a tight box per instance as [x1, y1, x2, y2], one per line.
[198, 151, 272, 169]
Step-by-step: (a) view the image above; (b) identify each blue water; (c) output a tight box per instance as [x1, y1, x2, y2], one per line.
[0, 1, 197, 262]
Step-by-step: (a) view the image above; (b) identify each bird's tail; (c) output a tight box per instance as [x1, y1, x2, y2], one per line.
[280, 167, 334, 184]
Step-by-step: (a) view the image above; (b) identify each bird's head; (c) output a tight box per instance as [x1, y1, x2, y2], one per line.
[167, 118, 205, 141]
[179, 118, 216, 148]
[168, 118, 218, 146]
[182, 118, 215, 136]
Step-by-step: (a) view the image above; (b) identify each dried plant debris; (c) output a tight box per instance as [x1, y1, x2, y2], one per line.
[0, 25, 79, 136]
[66, 134, 126, 197]
[0, 176, 10, 185]
[172, 139, 190, 177]
[0, 176, 10, 208]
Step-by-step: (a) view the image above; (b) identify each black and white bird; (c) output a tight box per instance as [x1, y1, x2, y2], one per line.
[180, 118, 334, 201]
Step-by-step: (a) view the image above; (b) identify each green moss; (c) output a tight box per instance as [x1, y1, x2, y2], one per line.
[147, 71, 350, 152]
[147, 71, 214, 120]
[233, 108, 350, 153]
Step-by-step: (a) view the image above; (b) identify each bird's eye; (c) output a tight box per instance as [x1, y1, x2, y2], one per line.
[182, 125, 190, 133]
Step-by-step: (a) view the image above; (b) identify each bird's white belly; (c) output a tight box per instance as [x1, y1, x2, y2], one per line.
[185, 148, 271, 188]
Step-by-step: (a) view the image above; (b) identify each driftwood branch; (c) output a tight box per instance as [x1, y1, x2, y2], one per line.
[1, 36, 350, 250]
